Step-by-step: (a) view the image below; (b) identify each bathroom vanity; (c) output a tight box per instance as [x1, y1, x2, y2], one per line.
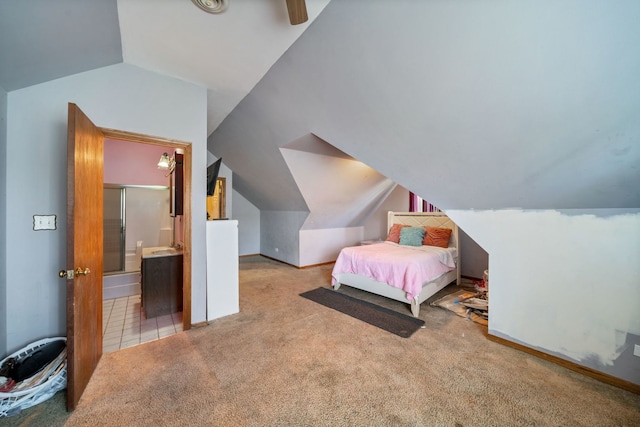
[141, 247, 183, 318]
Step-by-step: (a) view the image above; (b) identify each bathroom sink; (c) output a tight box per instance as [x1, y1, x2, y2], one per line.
[142, 246, 182, 258]
[152, 249, 177, 255]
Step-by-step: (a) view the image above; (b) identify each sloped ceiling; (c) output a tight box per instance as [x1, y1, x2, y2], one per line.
[0, 0, 122, 91]
[0, 0, 330, 136]
[2, 1, 638, 215]
[281, 134, 397, 229]
[209, 0, 640, 211]
[117, 0, 330, 133]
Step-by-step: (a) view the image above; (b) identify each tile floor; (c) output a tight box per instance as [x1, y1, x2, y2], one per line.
[102, 294, 183, 354]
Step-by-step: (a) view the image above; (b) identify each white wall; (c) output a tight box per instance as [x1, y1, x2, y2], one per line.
[261, 211, 308, 266]
[299, 227, 363, 267]
[457, 229, 489, 279]
[362, 185, 409, 241]
[5, 63, 208, 352]
[448, 209, 640, 383]
[232, 190, 260, 256]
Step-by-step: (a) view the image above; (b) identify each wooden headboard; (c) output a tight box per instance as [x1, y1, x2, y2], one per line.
[387, 211, 459, 250]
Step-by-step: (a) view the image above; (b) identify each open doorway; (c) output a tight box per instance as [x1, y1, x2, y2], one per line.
[100, 130, 192, 353]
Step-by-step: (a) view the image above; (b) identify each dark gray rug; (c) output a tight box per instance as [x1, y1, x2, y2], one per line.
[300, 287, 425, 338]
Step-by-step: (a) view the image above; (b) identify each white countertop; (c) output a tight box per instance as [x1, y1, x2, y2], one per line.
[142, 246, 183, 259]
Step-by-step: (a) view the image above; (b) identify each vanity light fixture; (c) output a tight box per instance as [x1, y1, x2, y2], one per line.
[158, 152, 176, 174]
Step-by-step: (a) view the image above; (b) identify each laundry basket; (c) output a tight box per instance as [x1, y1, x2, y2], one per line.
[0, 337, 67, 417]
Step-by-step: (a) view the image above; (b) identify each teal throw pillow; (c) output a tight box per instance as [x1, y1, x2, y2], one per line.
[399, 227, 425, 246]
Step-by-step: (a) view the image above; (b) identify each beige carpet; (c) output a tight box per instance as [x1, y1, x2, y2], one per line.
[3, 256, 639, 426]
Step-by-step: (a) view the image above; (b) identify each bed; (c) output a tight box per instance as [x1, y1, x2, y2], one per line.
[331, 211, 460, 317]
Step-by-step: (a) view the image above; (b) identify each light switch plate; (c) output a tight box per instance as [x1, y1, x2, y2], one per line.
[33, 214, 57, 231]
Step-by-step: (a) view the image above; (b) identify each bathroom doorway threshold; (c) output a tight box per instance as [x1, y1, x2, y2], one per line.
[102, 295, 183, 353]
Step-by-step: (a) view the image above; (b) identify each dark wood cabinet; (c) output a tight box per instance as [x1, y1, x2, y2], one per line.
[141, 253, 183, 318]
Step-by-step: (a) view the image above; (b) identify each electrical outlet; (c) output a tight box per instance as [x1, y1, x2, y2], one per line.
[633, 344, 640, 357]
[33, 215, 56, 231]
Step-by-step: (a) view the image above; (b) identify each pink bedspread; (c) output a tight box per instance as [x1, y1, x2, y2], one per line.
[331, 242, 456, 300]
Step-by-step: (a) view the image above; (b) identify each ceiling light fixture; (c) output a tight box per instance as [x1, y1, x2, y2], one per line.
[191, 0, 228, 14]
[190, 0, 307, 25]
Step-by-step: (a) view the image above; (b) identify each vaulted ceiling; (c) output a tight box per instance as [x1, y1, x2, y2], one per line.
[2, 0, 639, 214]
[210, 0, 640, 211]
[0, 0, 330, 134]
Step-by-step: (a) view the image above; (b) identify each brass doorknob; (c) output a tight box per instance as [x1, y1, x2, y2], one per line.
[75, 267, 91, 276]
[59, 268, 90, 278]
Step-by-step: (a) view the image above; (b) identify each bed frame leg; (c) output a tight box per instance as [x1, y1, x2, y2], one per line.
[333, 282, 341, 291]
[411, 298, 420, 317]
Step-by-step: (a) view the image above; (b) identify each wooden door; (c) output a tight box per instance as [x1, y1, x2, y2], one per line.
[65, 103, 104, 410]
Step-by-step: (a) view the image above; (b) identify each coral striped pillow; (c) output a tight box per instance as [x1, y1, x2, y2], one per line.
[385, 224, 408, 243]
[423, 226, 452, 248]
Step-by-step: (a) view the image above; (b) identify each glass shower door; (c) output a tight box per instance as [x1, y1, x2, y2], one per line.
[103, 186, 125, 273]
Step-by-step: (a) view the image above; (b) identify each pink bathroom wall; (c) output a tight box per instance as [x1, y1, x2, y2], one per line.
[104, 138, 171, 186]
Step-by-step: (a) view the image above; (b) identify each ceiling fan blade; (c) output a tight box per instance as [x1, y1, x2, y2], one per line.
[286, 0, 308, 25]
